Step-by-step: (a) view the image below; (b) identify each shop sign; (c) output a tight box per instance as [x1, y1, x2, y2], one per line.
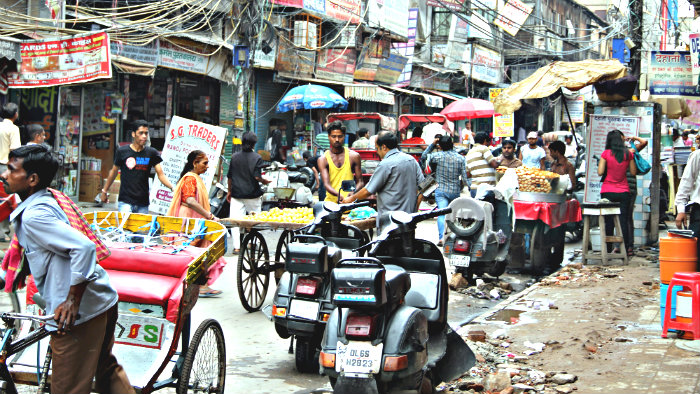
[0, 38, 20, 62]
[253, 39, 277, 69]
[432, 44, 447, 65]
[648, 51, 699, 97]
[110, 40, 158, 65]
[489, 88, 514, 137]
[409, 67, 450, 91]
[275, 40, 315, 78]
[493, 0, 533, 37]
[324, 0, 362, 23]
[375, 53, 409, 84]
[316, 48, 356, 82]
[427, 0, 464, 10]
[354, 38, 382, 81]
[563, 95, 585, 123]
[391, 8, 418, 87]
[689, 33, 700, 80]
[149, 116, 227, 215]
[158, 40, 208, 74]
[583, 115, 640, 204]
[471, 44, 501, 85]
[7, 31, 111, 88]
[446, 15, 470, 70]
[19, 87, 58, 146]
[469, 11, 494, 40]
[367, 0, 409, 38]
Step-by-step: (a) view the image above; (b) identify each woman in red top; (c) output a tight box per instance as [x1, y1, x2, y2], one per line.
[597, 129, 647, 256]
[168, 150, 225, 297]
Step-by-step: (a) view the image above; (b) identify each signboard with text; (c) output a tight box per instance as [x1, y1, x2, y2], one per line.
[375, 53, 409, 84]
[583, 115, 640, 204]
[689, 33, 700, 81]
[110, 40, 158, 65]
[493, 0, 533, 36]
[391, 8, 418, 87]
[158, 40, 208, 74]
[8, 31, 111, 88]
[368, 0, 409, 38]
[563, 96, 585, 123]
[427, 0, 463, 10]
[315, 48, 356, 82]
[149, 116, 226, 214]
[471, 45, 501, 84]
[489, 88, 514, 137]
[648, 51, 699, 97]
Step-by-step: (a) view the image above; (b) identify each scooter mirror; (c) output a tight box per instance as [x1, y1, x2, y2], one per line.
[323, 201, 340, 212]
[390, 211, 412, 225]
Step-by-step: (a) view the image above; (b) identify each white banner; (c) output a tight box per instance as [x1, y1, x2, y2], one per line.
[583, 115, 640, 204]
[149, 116, 227, 214]
[687, 33, 700, 81]
[471, 44, 501, 84]
[493, 0, 533, 37]
[158, 40, 208, 74]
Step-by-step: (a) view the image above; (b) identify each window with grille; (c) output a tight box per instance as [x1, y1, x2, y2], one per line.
[291, 14, 322, 50]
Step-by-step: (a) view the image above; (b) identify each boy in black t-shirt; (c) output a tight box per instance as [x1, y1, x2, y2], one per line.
[100, 120, 174, 213]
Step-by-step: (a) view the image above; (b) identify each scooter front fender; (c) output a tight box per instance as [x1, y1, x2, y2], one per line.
[334, 375, 379, 394]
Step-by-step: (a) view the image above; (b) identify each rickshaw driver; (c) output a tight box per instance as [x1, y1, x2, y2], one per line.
[2, 145, 135, 394]
[318, 121, 364, 202]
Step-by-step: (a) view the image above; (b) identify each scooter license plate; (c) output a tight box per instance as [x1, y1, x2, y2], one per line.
[336, 341, 383, 374]
[450, 254, 471, 267]
[288, 299, 319, 320]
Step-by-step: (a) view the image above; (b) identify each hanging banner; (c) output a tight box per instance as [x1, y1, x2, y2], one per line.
[648, 51, 699, 97]
[375, 53, 409, 84]
[583, 115, 640, 204]
[563, 96, 585, 123]
[489, 88, 514, 137]
[0, 37, 21, 62]
[493, 0, 533, 37]
[8, 31, 111, 88]
[149, 116, 227, 214]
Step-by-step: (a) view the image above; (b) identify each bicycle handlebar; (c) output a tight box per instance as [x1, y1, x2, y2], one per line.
[1, 312, 56, 322]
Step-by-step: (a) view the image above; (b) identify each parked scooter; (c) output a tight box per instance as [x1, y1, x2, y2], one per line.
[444, 189, 513, 282]
[320, 208, 475, 394]
[272, 199, 371, 373]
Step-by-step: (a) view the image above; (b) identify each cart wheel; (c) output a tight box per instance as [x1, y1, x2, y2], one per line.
[529, 223, 550, 274]
[177, 319, 226, 394]
[274, 230, 294, 284]
[0, 291, 21, 340]
[237, 231, 271, 312]
[295, 337, 319, 373]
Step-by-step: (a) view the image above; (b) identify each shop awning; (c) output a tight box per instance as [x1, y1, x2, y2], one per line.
[344, 84, 395, 106]
[380, 85, 444, 108]
[0, 37, 21, 63]
[112, 55, 156, 77]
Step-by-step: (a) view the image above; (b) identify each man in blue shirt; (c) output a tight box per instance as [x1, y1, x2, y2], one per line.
[422, 135, 468, 245]
[3, 145, 134, 394]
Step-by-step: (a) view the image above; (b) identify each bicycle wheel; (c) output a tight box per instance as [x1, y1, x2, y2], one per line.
[177, 319, 226, 394]
[236, 231, 270, 312]
[0, 290, 21, 340]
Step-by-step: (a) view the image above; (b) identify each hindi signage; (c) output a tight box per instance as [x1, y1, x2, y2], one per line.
[8, 31, 111, 88]
[158, 40, 208, 74]
[583, 115, 640, 204]
[563, 95, 585, 123]
[489, 88, 514, 137]
[471, 45, 501, 84]
[427, 0, 463, 10]
[110, 40, 158, 65]
[315, 48, 356, 82]
[648, 51, 699, 97]
[493, 0, 533, 36]
[0, 38, 20, 62]
[149, 116, 227, 214]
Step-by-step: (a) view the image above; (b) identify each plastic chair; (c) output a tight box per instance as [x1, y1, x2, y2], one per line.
[662, 272, 700, 340]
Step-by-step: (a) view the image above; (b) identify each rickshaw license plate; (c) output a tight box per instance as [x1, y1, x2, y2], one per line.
[289, 299, 319, 320]
[450, 254, 471, 267]
[336, 341, 383, 374]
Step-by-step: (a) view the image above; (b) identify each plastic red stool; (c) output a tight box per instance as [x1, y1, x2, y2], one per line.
[662, 272, 700, 340]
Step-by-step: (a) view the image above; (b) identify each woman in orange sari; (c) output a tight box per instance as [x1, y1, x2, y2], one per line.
[167, 150, 225, 297]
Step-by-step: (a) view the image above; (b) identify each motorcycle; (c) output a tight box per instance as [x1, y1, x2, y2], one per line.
[319, 208, 475, 394]
[272, 199, 371, 373]
[443, 190, 513, 282]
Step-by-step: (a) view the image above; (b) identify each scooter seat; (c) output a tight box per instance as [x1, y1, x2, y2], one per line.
[385, 265, 411, 305]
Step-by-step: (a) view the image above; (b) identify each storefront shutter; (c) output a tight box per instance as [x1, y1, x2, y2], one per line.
[255, 72, 293, 152]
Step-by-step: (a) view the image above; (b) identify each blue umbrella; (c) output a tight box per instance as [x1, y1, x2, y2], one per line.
[277, 84, 348, 113]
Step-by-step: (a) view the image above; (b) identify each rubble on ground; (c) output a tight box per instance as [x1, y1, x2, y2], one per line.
[450, 275, 515, 300]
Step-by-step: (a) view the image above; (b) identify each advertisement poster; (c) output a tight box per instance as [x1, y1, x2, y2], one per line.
[110, 40, 158, 65]
[375, 53, 409, 84]
[493, 0, 533, 36]
[391, 8, 418, 87]
[648, 51, 700, 97]
[149, 116, 226, 214]
[489, 88, 514, 137]
[275, 40, 316, 78]
[315, 48, 357, 82]
[8, 31, 111, 88]
[158, 40, 208, 74]
[563, 96, 585, 123]
[583, 115, 640, 204]
[471, 45, 501, 84]
[325, 0, 362, 23]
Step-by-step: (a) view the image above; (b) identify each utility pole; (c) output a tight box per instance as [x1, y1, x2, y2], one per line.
[629, 0, 644, 96]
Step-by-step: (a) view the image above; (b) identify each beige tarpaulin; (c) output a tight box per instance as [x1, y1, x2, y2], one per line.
[650, 97, 692, 119]
[493, 59, 627, 115]
[111, 55, 156, 77]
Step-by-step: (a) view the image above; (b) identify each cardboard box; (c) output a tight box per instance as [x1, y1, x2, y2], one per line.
[79, 171, 102, 202]
[103, 178, 119, 203]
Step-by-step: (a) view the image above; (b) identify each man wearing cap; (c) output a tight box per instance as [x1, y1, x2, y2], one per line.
[519, 131, 546, 169]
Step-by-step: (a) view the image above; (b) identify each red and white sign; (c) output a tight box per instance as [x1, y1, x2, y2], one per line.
[493, 0, 533, 37]
[8, 31, 111, 88]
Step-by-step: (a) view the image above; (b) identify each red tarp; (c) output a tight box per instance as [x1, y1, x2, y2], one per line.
[514, 199, 582, 229]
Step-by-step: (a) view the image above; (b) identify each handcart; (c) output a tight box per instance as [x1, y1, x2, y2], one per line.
[511, 193, 582, 273]
[3, 212, 228, 394]
[221, 217, 376, 313]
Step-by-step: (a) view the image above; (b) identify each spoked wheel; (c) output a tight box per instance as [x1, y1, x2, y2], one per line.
[237, 230, 271, 312]
[0, 290, 21, 340]
[274, 230, 294, 284]
[177, 319, 226, 394]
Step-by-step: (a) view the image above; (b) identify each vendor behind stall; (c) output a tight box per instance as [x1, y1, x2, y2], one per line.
[548, 141, 576, 190]
[497, 139, 522, 168]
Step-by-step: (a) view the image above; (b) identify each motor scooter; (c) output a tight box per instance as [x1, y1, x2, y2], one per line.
[319, 208, 475, 394]
[443, 188, 513, 282]
[272, 199, 371, 373]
